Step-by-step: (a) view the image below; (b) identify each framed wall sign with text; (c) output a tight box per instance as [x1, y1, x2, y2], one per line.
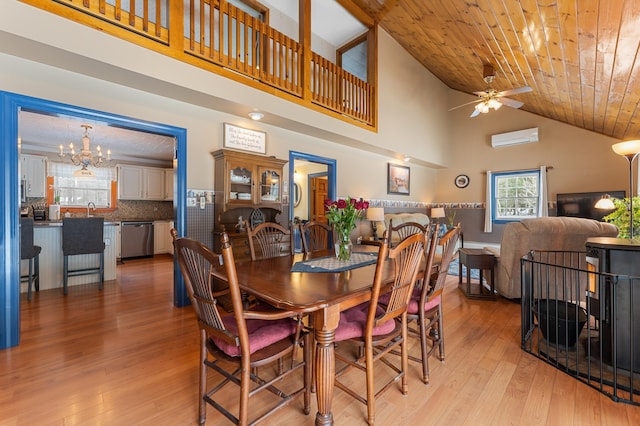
[223, 123, 267, 154]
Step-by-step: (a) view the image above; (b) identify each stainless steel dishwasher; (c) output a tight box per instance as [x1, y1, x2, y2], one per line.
[121, 221, 154, 259]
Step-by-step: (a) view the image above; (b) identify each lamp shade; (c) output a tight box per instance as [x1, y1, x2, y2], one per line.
[612, 140, 640, 156]
[594, 195, 615, 210]
[366, 207, 385, 222]
[431, 207, 445, 219]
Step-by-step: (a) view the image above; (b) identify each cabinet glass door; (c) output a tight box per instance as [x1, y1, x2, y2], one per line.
[259, 167, 281, 203]
[229, 164, 253, 203]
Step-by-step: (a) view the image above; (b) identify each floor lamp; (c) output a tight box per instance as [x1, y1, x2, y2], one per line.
[612, 140, 640, 239]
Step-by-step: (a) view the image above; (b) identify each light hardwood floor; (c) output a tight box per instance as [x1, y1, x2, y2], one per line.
[2, 255, 640, 425]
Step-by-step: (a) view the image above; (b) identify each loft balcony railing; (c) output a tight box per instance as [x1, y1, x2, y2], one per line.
[33, 0, 375, 126]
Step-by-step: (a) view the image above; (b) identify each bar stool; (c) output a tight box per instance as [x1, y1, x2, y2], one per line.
[62, 217, 105, 295]
[20, 217, 41, 301]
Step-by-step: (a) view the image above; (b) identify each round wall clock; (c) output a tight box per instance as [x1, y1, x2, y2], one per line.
[455, 174, 469, 188]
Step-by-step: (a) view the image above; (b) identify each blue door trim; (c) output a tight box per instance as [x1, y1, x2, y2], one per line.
[0, 91, 189, 349]
[288, 151, 337, 222]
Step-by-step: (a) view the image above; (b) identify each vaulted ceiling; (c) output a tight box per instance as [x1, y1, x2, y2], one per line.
[348, 0, 640, 140]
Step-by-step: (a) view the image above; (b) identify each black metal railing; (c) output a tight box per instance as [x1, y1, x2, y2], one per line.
[521, 250, 640, 405]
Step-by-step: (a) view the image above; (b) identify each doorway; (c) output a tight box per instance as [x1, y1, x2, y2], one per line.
[1, 91, 188, 349]
[289, 151, 336, 250]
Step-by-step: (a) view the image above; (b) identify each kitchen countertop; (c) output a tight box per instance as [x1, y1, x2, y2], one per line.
[33, 220, 121, 227]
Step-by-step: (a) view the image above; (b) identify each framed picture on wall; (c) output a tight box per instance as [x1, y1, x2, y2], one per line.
[387, 163, 410, 195]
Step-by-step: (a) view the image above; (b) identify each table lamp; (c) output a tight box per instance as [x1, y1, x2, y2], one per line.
[431, 207, 445, 224]
[366, 207, 385, 241]
[594, 194, 615, 210]
[612, 139, 640, 239]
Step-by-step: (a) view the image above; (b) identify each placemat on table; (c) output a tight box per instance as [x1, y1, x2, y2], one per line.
[291, 252, 378, 273]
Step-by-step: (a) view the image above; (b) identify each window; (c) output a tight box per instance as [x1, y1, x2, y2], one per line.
[492, 169, 541, 222]
[48, 162, 115, 208]
[338, 34, 368, 82]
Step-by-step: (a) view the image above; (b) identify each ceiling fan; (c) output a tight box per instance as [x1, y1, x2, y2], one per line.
[450, 64, 532, 117]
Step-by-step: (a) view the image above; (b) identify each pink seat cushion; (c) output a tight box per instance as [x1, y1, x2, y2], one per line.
[334, 302, 396, 342]
[379, 288, 441, 315]
[211, 314, 297, 357]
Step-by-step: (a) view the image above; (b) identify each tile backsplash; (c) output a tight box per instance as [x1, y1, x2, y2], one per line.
[23, 197, 173, 220]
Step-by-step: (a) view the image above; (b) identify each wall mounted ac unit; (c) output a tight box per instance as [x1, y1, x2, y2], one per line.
[491, 127, 539, 148]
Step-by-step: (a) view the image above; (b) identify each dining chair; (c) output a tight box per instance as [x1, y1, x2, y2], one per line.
[300, 221, 334, 253]
[381, 220, 449, 384]
[173, 232, 311, 425]
[20, 217, 41, 301]
[62, 217, 105, 295]
[418, 224, 462, 379]
[245, 221, 294, 260]
[387, 219, 429, 248]
[333, 232, 426, 425]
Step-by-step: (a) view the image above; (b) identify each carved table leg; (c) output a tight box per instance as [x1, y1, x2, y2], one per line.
[313, 306, 340, 426]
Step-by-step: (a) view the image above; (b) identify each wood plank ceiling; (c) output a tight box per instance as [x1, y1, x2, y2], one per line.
[348, 0, 640, 140]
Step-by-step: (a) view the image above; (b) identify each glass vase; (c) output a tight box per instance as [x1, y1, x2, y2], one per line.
[334, 237, 353, 261]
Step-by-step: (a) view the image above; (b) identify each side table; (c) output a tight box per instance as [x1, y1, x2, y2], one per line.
[458, 248, 496, 300]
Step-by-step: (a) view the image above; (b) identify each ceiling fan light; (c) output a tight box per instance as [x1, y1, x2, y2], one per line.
[476, 102, 490, 114]
[488, 99, 502, 110]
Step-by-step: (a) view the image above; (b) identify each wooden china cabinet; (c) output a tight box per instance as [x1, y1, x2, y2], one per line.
[211, 149, 288, 262]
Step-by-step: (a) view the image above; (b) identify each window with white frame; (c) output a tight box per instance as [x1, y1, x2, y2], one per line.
[48, 162, 115, 208]
[492, 169, 541, 222]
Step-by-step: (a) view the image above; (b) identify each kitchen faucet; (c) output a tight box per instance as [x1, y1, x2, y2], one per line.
[87, 202, 96, 217]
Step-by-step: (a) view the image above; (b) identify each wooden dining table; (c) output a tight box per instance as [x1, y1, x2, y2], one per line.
[212, 246, 388, 426]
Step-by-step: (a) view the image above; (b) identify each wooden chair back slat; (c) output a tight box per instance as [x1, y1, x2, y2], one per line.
[388, 219, 430, 247]
[246, 221, 294, 260]
[371, 232, 426, 327]
[430, 224, 462, 298]
[173, 235, 238, 345]
[300, 221, 334, 253]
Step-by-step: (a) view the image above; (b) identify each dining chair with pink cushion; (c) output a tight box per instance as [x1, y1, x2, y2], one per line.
[333, 232, 426, 425]
[173, 231, 310, 425]
[419, 224, 461, 381]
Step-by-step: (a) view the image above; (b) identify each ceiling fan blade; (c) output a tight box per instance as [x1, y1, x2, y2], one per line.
[499, 97, 524, 109]
[473, 91, 489, 97]
[448, 99, 482, 111]
[498, 86, 532, 97]
[470, 108, 481, 118]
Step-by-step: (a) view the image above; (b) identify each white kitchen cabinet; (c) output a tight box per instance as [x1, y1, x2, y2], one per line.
[20, 154, 47, 198]
[117, 165, 143, 200]
[164, 169, 174, 201]
[118, 165, 171, 201]
[144, 168, 165, 200]
[154, 220, 172, 254]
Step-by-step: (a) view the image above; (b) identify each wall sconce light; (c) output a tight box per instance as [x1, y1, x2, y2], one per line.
[366, 207, 385, 241]
[248, 111, 264, 121]
[612, 140, 640, 239]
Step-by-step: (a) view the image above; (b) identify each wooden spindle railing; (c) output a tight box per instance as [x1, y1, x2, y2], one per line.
[31, 0, 374, 126]
[311, 53, 372, 124]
